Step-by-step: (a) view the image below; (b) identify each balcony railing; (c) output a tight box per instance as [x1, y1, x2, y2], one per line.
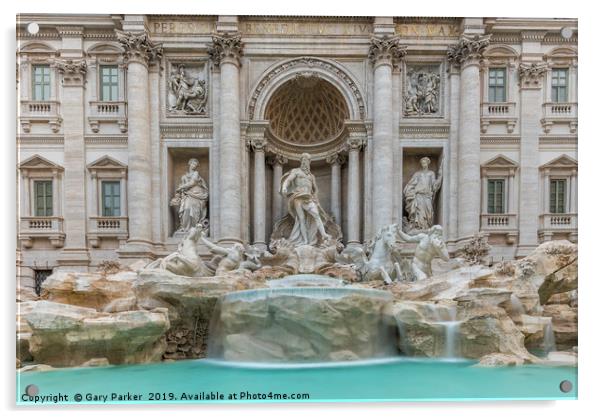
[87, 216, 128, 247]
[541, 102, 578, 134]
[19, 216, 65, 248]
[19, 100, 61, 133]
[538, 213, 578, 242]
[480, 102, 517, 133]
[481, 213, 518, 230]
[480, 213, 518, 244]
[88, 101, 127, 133]
[539, 213, 578, 230]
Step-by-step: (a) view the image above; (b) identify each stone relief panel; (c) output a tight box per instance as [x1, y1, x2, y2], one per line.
[166, 62, 209, 116]
[403, 64, 442, 117]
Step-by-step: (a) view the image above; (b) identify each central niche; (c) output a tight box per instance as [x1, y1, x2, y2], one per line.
[265, 74, 349, 145]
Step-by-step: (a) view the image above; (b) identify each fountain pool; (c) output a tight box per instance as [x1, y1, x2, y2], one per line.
[17, 357, 577, 404]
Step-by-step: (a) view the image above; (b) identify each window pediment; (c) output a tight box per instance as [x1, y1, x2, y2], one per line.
[19, 155, 63, 172]
[540, 154, 577, 171]
[87, 155, 127, 175]
[481, 155, 518, 176]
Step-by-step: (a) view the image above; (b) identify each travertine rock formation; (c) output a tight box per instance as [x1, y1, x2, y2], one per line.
[23, 301, 169, 367]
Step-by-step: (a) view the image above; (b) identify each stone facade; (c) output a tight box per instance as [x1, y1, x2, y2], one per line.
[16, 15, 578, 293]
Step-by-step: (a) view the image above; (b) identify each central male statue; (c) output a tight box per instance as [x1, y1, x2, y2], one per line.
[272, 153, 340, 246]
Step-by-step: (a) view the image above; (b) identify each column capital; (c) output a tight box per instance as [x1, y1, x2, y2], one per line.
[247, 137, 267, 152]
[518, 62, 547, 89]
[368, 36, 407, 68]
[447, 34, 490, 68]
[267, 154, 288, 167]
[115, 29, 163, 67]
[347, 136, 366, 151]
[326, 151, 347, 166]
[53, 58, 87, 86]
[208, 33, 243, 69]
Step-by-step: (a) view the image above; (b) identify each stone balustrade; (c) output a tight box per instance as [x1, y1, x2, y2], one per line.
[480, 102, 517, 133]
[538, 213, 578, 242]
[541, 102, 578, 133]
[19, 100, 62, 133]
[88, 101, 128, 133]
[19, 216, 65, 248]
[87, 216, 129, 248]
[480, 213, 518, 244]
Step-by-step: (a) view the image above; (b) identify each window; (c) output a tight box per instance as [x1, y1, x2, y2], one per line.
[32, 65, 51, 100]
[34, 180, 53, 216]
[34, 269, 53, 296]
[550, 179, 567, 213]
[551, 69, 568, 102]
[488, 68, 506, 102]
[100, 66, 119, 101]
[101, 181, 121, 216]
[487, 179, 505, 214]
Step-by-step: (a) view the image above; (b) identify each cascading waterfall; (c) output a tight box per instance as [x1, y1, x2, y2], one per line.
[437, 306, 460, 359]
[543, 317, 557, 354]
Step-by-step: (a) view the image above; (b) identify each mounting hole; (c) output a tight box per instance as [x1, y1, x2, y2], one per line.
[560, 27, 573, 39]
[26, 22, 40, 35]
[559, 380, 573, 393]
[25, 384, 39, 397]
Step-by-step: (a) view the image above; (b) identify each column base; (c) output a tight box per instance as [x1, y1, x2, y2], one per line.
[516, 244, 538, 258]
[218, 237, 244, 246]
[252, 242, 267, 251]
[117, 240, 156, 262]
[56, 248, 91, 271]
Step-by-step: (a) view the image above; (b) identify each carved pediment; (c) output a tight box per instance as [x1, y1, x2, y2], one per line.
[19, 42, 57, 54]
[87, 155, 127, 172]
[19, 154, 63, 171]
[87, 43, 123, 56]
[540, 154, 578, 170]
[482, 154, 519, 169]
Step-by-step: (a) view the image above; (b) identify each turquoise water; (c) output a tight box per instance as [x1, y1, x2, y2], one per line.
[17, 357, 577, 404]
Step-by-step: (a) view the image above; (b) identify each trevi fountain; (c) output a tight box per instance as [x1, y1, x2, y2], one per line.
[17, 152, 577, 402]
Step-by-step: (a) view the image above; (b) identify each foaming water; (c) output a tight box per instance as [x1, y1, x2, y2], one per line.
[221, 286, 392, 302]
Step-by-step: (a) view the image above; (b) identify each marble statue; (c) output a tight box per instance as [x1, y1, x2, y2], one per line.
[403, 156, 443, 231]
[168, 64, 208, 115]
[404, 68, 440, 116]
[170, 158, 209, 233]
[337, 224, 403, 284]
[271, 153, 341, 247]
[199, 233, 261, 276]
[398, 224, 450, 281]
[145, 224, 212, 277]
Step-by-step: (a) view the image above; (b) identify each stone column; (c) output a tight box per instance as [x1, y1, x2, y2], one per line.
[447, 34, 490, 241]
[481, 173, 488, 214]
[508, 170, 515, 213]
[55, 57, 89, 268]
[209, 33, 244, 244]
[268, 154, 287, 222]
[447, 65, 461, 241]
[326, 152, 346, 225]
[115, 30, 163, 257]
[148, 62, 163, 246]
[543, 169, 550, 213]
[569, 169, 577, 213]
[517, 62, 547, 256]
[249, 138, 267, 248]
[347, 136, 366, 245]
[368, 36, 406, 233]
